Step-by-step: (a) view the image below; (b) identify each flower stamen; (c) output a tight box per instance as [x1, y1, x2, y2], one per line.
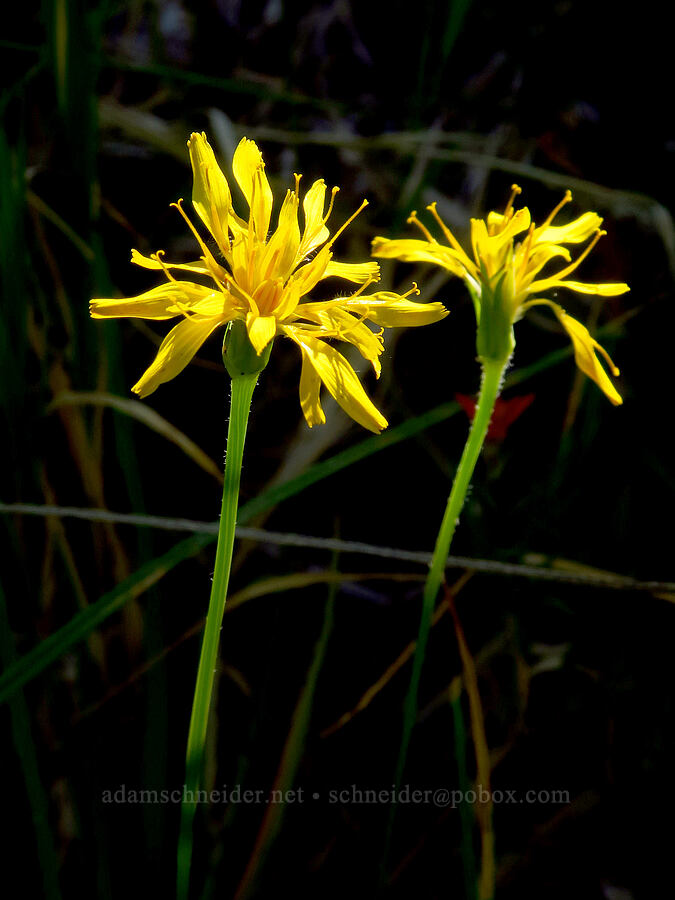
[325, 199, 369, 250]
[152, 250, 177, 284]
[502, 184, 523, 221]
[407, 211, 437, 243]
[541, 229, 606, 284]
[539, 190, 573, 231]
[426, 202, 479, 277]
[322, 186, 340, 225]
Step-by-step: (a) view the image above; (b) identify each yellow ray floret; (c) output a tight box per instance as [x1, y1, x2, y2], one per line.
[372, 186, 629, 405]
[90, 132, 449, 432]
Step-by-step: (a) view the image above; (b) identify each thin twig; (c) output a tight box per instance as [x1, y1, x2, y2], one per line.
[2, 502, 674, 594]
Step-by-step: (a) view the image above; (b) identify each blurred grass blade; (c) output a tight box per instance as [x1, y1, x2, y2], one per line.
[449, 593, 495, 900]
[234, 579, 336, 900]
[450, 678, 478, 900]
[6, 504, 670, 592]
[49, 390, 224, 482]
[53, 0, 68, 112]
[0, 579, 62, 900]
[102, 60, 334, 110]
[226, 571, 423, 614]
[98, 99, 187, 161]
[441, 0, 474, 61]
[321, 573, 471, 739]
[238, 400, 460, 521]
[0, 127, 28, 436]
[0, 535, 210, 704]
[0, 332, 612, 707]
[26, 190, 95, 260]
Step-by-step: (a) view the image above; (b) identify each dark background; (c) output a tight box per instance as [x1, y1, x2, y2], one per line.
[1, 1, 673, 898]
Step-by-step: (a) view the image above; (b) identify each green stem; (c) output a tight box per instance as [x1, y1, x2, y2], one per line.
[381, 358, 506, 888]
[177, 373, 258, 900]
[396, 357, 507, 787]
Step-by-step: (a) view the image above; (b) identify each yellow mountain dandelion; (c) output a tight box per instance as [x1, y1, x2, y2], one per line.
[372, 186, 629, 405]
[91, 132, 448, 432]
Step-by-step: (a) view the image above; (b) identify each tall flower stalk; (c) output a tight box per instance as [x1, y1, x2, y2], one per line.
[177, 360, 258, 899]
[90, 133, 447, 898]
[372, 186, 629, 865]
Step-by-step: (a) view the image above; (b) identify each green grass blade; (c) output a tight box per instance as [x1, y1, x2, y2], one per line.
[0, 534, 211, 705]
[49, 391, 223, 482]
[450, 684, 478, 900]
[0, 329, 607, 707]
[234, 588, 335, 899]
[102, 58, 336, 110]
[0, 579, 62, 900]
[237, 401, 460, 521]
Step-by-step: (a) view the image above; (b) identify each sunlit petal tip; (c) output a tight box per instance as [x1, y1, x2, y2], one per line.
[555, 310, 623, 406]
[130, 379, 155, 399]
[288, 330, 388, 433]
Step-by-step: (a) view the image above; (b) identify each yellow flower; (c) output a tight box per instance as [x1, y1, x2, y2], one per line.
[91, 133, 448, 433]
[372, 186, 629, 405]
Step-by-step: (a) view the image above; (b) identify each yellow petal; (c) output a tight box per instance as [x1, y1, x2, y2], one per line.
[520, 242, 571, 279]
[530, 277, 630, 295]
[301, 307, 384, 376]
[132, 315, 224, 398]
[298, 353, 326, 427]
[187, 132, 231, 251]
[232, 138, 273, 239]
[245, 311, 277, 355]
[535, 212, 603, 245]
[90, 282, 216, 320]
[261, 189, 300, 279]
[554, 309, 623, 406]
[324, 260, 381, 283]
[342, 292, 449, 327]
[555, 279, 630, 296]
[230, 231, 251, 288]
[284, 327, 388, 433]
[484, 207, 531, 242]
[274, 279, 302, 321]
[131, 249, 210, 276]
[500, 206, 531, 239]
[190, 293, 234, 318]
[371, 237, 466, 276]
[486, 210, 507, 231]
[289, 245, 332, 297]
[297, 179, 330, 260]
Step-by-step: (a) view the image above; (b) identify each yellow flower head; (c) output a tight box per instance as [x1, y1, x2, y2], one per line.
[372, 186, 630, 405]
[91, 133, 448, 433]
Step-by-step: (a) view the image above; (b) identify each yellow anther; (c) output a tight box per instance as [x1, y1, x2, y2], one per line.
[503, 184, 523, 219]
[322, 186, 340, 225]
[151, 250, 177, 283]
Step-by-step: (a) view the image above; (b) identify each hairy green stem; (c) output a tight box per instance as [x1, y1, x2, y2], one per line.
[376, 358, 507, 877]
[396, 357, 506, 783]
[177, 373, 257, 900]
